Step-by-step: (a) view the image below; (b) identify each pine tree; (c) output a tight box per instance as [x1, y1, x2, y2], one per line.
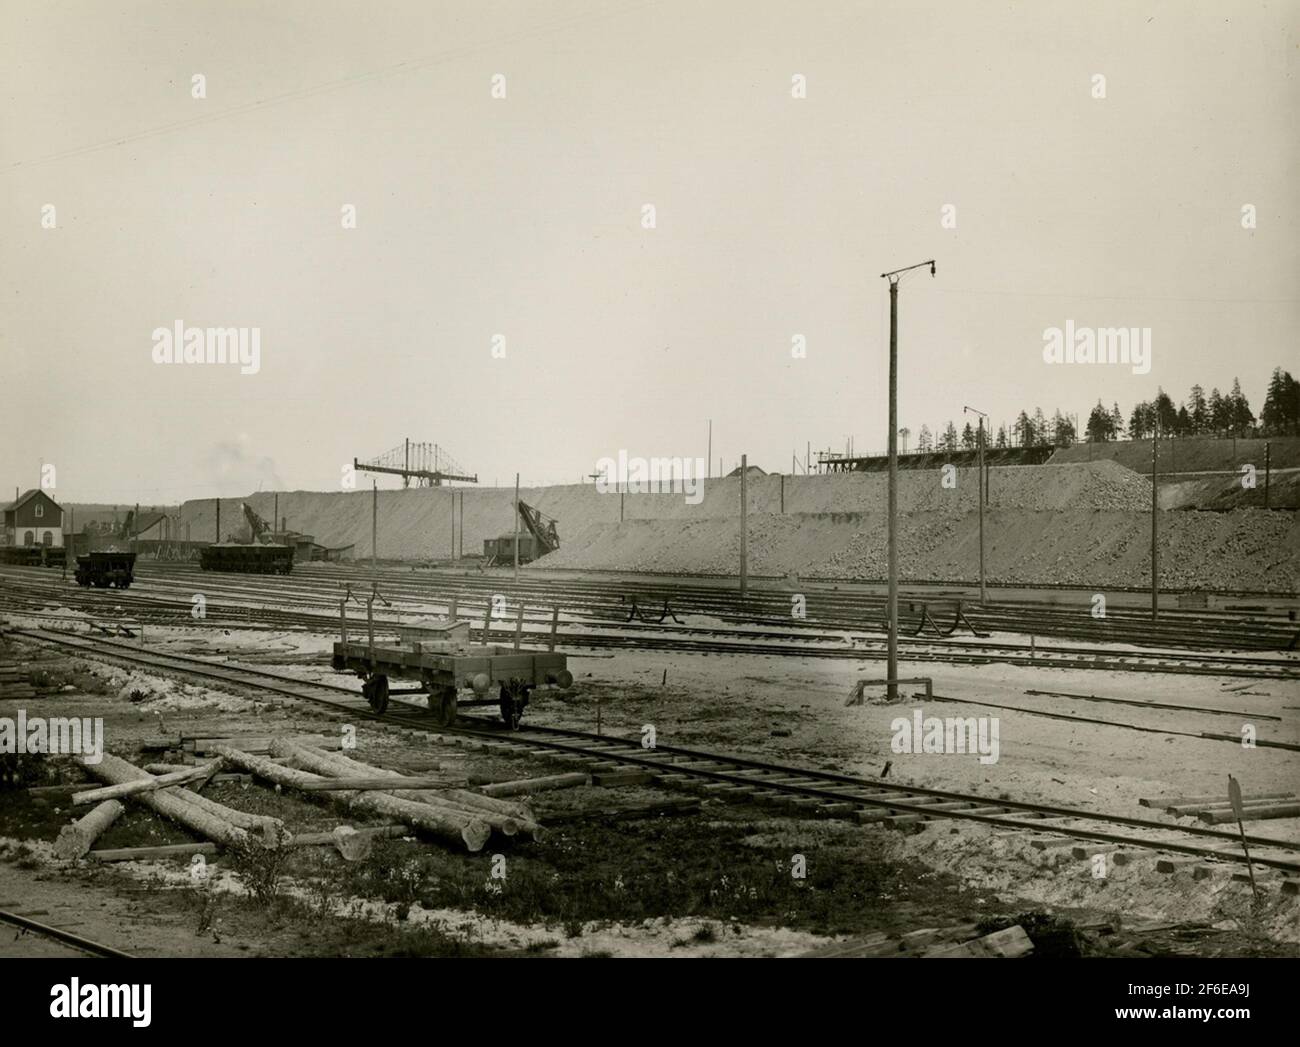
[1109, 402, 1125, 440]
[1086, 401, 1111, 442]
[961, 421, 976, 450]
[996, 424, 1008, 448]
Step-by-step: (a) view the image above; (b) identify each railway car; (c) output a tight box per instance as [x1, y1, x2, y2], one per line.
[199, 543, 294, 574]
[74, 551, 137, 588]
[332, 618, 573, 728]
[0, 545, 67, 568]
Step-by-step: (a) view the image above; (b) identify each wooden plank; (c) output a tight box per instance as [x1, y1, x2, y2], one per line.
[1198, 803, 1300, 824]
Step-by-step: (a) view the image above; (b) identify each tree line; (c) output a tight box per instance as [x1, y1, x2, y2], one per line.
[904, 367, 1298, 452]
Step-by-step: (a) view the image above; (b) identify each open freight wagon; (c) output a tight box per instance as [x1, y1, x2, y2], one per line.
[74, 551, 136, 588]
[332, 618, 573, 728]
[199, 543, 294, 574]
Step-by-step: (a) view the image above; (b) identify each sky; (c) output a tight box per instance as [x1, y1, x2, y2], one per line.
[2, 0, 1296, 504]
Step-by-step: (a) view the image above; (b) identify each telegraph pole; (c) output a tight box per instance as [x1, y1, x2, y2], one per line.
[513, 473, 521, 582]
[880, 260, 935, 701]
[372, 481, 378, 578]
[707, 420, 712, 479]
[964, 405, 988, 605]
[739, 453, 748, 596]
[1150, 426, 1159, 620]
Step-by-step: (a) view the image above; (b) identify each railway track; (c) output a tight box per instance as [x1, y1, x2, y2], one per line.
[0, 907, 134, 958]
[12, 627, 1300, 881]
[3, 573, 1297, 679]
[8, 561, 1297, 653]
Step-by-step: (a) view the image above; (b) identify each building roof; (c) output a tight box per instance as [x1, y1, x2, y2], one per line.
[725, 464, 767, 478]
[3, 488, 61, 513]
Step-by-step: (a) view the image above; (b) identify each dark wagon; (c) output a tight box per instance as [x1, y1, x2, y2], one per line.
[199, 543, 294, 574]
[74, 551, 136, 588]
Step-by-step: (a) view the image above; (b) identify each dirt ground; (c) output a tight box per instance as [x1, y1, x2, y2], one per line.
[1, 620, 1298, 957]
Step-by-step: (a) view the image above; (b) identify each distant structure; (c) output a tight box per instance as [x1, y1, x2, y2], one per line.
[354, 439, 478, 488]
[726, 463, 767, 478]
[2, 489, 63, 548]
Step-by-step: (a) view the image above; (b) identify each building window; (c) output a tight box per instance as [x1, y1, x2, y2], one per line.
[23, 530, 34, 545]
[34, 504, 44, 518]
[42, 531, 53, 546]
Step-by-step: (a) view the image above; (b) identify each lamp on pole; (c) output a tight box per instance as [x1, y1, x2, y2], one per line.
[880, 259, 936, 701]
[964, 405, 988, 605]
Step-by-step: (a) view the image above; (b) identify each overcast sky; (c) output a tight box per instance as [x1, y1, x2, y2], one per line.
[2, 0, 1296, 504]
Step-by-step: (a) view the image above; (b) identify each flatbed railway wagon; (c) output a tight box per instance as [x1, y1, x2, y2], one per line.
[199, 543, 294, 575]
[332, 619, 573, 728]
[74, 551, 137, 588]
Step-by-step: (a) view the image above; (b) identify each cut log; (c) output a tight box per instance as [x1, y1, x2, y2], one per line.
[91, 842, 219, 862]
[213, 745, 491, 852]
[89, 826, 409, 863]
[72, 761, 223, 805]
[79, 753, 251, 850]
[273, 742, 539, 836]
[297, 776, 453, 792]
[54, 800, 126, 859]
[927, 925, 1034, 958]
[480, 772, 590, 797]
[164, 787, 287, 846]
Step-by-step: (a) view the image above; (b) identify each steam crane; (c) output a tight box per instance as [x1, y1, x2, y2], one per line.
[516, 501, 560, 556]
[241, 502, 273, 544]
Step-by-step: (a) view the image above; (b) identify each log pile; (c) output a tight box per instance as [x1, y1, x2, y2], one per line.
[214, 744, 494, 852]
[271, 741, 541, 839]
[75, 752, 286, 852]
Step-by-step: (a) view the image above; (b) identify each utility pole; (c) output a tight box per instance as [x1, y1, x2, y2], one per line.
[459, 491, 464, 558]
[965, 406, 988, 605]
[372, 481, 378, 578]
[215, 498, 220, 544]
[450, 490, 455, 559]
[881, 259, 936, 701]
[273, 493, 278, 540]
[739, 453, 748, 596]
[1264, 442, 1271, 509]
[1150, 427, 1159, 620]
[513, 473, 521, 582]
[707, 420, 712, 479]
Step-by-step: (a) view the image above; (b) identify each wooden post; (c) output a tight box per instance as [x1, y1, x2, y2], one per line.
[449, 596, 458, 622]
[780, 473, 785, 514]
[372, 482, 378, 577]
[481, 599, 492, 646]
[514, 603, 524, 651]
[340, 596, 348, 644]
[215, 497, 220, 544]
[450, 490, 455, 559]
[549, 606, 559, 651]
[458, 491, 464, 558]
[1264, 442, 1271, 509]
[513, 474, 520, 581]
[273, 493, 278, 540]
[740, 453, 748, 596]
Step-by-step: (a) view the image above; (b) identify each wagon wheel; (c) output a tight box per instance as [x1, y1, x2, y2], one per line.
[364, 674, 389, 714]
